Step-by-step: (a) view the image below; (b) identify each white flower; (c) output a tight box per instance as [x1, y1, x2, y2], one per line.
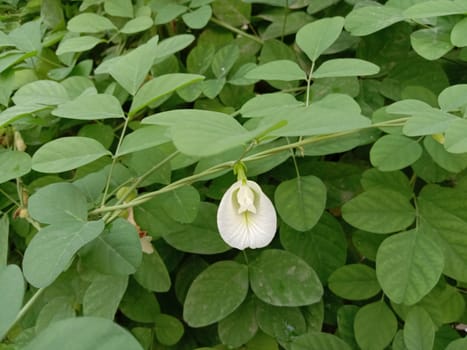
[217, 180, 277, 250]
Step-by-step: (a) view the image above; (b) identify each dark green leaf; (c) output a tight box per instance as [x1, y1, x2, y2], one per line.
[184, 261, 249, 327]
[23, 220, 105, 288]
[249, 249, 323, 307]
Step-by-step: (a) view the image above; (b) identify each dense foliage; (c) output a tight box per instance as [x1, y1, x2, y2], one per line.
[1, 0, 467, 349]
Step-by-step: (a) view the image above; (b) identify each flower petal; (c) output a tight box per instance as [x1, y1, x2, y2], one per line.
[217, 180, 277, 250]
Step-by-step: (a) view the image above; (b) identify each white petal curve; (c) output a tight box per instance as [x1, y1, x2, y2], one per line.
[217, 180, 277, 250]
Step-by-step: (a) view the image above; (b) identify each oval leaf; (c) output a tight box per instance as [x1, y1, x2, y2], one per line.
[52, 94, 124, 120]
[0, 265, 24, 340]
[376, 229, 444, 305]
[23, 220, 105, 288]
[312, 58, 379, 78]
[342, 189, 416, 234]
[249, 249, 323, 307]
[245, 60, 306, 81]
[28, 182, 88, 225]
[32, 136, 111, 173]
[370, 134, 422, 171]
[0, 150, 31, 184]
[328, 264, 381, 301]
[275, 176, 327, 232]
[354, 301, 398, 350]
[183, 261, 249, 327]
[23, 317, 143, 350]
[296, 16, 344, 61]
[79, 218, 142, 275]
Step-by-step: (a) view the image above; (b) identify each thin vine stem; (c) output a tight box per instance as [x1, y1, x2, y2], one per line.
[100, 115, 130, 208]
[210, 17, 264, 44]
[90, 118, 409, 217]
[2, 287, 46, 342]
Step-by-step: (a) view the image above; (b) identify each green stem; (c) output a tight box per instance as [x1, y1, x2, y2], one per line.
[100, 116, 130, 208]
[3, 287, 45, 341]
[90, 118, 409, 217]
[210, 17, 264, 44]
[103, 151, 180, 223]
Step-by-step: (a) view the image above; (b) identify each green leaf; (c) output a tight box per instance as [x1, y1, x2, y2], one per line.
[328, 264, 381, 301]
[345, 5, 405, 36]
[218, 297, 258, 348]
[280, 212, 347, 282]
[0, 104, 49, 128]
[211, 44, 239, 79]
[182, 5, 212, 29]
[446, 338, 467, 350]
[376, 229, 444, 305]
[424, 136, 467, 172]
[133, 251, 171, 292]
[119, 279, 160, 322]
[154, 314, 184, 346]
[108, 38, 158, 96]
[142, 109, 250, 157]
[83, 274, 128, 319]
[153, 34, 195, 61]
[342, 189, 416, 234]
[183, 261, 249, 327]
[0, 265, 24, 340]
[403, 307, 435, 350]
[451, 17, 467, 47]
[354, 301, 398, 350]
[129, 74, 204, 116]
[245, 60, 306, 81]
[68, 13, 117, 33]
[361, 168, 413, 199]
[418, 185, 467, 281]
[438, 84, 467, 111]
[249, 249, 323, 307]
[296, 16, 344, 62]
[28, 182, 88, 225]
[157, 185, 200, 223]
[275, 176, 327, 232]
[119, 16, 153, 34]
[56, 36, 104, 55]
[23, 317, 143, 350]
[370, 135, 422, 171]
[291, 331, 352, 350]
[256, 301, 306, 342]
[52, 94, 124, 120]
[104, 0, 133, 18]
[34, 297, 76, 334]
[445, 118, 467, 153]
[403, 0, 467, 18]
[32, 136, 111, 173]
[336, 305, 359, 349]
[13, 80, 69, 105]
[312, 58, 379, 78]
[163, 202, 230, 254]
[240, 93, 303, 118]
[410, 28, 453, 61]
[212, 0, 250, 27]
[154, 3, 187, 25]
[23, 220, 105, 288]
[267, 94, 371, 137]
[79, 219, 142, 275]
[0, 215, 7, 268]
[118, 125, 170, 156]
[0, 150, 31, 184]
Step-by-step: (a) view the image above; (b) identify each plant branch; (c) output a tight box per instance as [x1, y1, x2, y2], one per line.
[210, 17, 264, 44]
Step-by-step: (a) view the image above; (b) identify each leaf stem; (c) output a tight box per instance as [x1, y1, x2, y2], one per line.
[210, 17, 264, 44]
[91, 118, 409, 216]
[100, 115, 130, 208]
[3, 287, 45, 341]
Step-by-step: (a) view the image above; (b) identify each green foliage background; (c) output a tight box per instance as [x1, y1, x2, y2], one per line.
[1, 0, 467, 349]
